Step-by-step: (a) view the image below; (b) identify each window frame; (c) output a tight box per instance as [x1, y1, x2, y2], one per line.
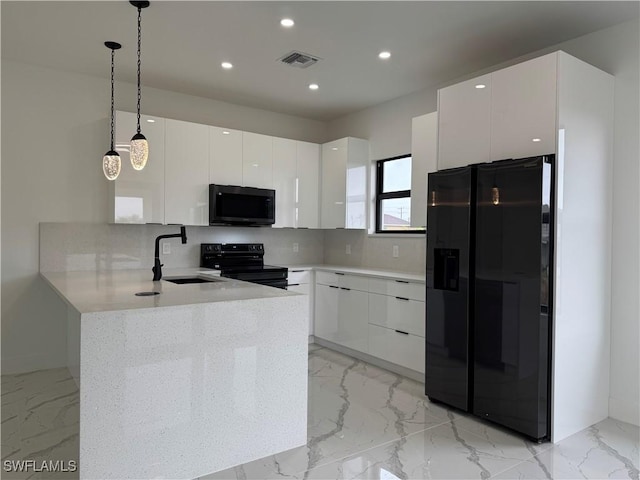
[375, 154, 424, 234]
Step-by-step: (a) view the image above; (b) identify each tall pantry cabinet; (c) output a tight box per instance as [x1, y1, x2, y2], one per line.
[433, 51, 614, 442]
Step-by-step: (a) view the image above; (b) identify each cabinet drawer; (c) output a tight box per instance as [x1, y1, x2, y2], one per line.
[368, 278, 425, 301]
[368, 293, 425, 337]
[368, 324, 425, 374]
[288, 269, 311, 285]
[316, 271, 368, 291]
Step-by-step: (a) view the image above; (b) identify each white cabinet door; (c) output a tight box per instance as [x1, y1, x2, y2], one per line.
[314, 284, 368, 354]
[315, 284, 339, 342]
[273, 137, 297, 228]
[410, 112, 437, 228]
[243, 132, 273, 189]
[345, 138, 368, 229]
[320, 139, 347, 228]
[296, 141, 320, 228]
[165, 119, 209, 225]
[368, 324, 425, 373]
[112, 111, 165, 224]
[209, 127, 243, 186]
[490, 53, 557, 160]
[437, 74, 492, 170]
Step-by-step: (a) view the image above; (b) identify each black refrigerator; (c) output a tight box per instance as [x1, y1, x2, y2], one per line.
[425, 155, 553, 441]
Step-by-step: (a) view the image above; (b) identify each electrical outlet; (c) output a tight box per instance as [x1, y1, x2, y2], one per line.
[392, 245, 399, 258]
[163, 242, 171, 255]
[293, 243, 299, 253]
[346, 244, 351, 255]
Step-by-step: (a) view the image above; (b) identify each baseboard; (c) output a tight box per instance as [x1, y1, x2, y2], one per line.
[1, 351, 66, 375]
[313, 337, 425, 383]
[609, 396, 640, 426]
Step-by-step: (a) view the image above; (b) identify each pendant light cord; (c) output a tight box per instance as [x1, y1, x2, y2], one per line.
[110, 48, 116, 150]
[136, 6, 142, 134]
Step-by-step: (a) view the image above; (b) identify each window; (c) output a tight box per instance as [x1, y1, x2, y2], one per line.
[375, 155, 424, 233]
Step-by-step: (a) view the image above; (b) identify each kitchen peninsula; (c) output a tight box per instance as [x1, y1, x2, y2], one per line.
[41, 268, 308, 480]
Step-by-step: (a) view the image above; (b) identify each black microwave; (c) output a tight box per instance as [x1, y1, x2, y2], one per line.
[209, 184, 275, 225]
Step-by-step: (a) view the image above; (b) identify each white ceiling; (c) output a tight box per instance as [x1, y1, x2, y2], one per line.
[2, 1, 638, 121]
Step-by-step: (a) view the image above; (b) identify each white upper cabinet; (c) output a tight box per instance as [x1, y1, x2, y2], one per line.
[321, 137, 368, 229]
[490, 53, 557, 160]
[111, 111, 165, 224]
[437, 53, 559, 170]
[164, 119, 209, 226]
[242, 132, 273, 189]
[272, 137, 297, 228]
[296, 141, 321, 229]
[209, 127, 243, 186]
[410, 112, 438, 228]
[437, 74, 492, 170]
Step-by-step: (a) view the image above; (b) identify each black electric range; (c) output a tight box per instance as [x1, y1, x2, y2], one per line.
[200, 243, 288, 289]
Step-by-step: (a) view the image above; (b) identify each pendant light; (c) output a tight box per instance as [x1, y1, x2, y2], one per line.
[129, 1, 150, 170]
[103, 41, 122, 181]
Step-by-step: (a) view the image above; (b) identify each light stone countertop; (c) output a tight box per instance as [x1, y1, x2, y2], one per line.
[41, 267, 297, 314]
[283, 264, 426, 283]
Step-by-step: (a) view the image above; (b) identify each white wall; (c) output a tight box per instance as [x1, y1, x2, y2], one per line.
[327, 19, 639, 426]
[0, 60, 327, 374]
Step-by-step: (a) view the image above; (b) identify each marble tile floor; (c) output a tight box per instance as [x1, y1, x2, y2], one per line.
[1, 345, 638, 480]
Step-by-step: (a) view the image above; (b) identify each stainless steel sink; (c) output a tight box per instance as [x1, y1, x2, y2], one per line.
[164, 276, 223, 284]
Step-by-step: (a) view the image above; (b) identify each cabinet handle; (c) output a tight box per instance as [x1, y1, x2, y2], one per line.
[289, 283, 300, 287]
[329, 285, 340, 289]
[340, 287, 351, 291]
[290, 270, 305, 273]
[394, 329, 409, 335]
[335, 272, 345, 276]
[395, 280, 410, 284]
[395, 296, 410, 301]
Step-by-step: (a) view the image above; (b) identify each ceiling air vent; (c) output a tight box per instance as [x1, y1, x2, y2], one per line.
[278, 51, 321, 69]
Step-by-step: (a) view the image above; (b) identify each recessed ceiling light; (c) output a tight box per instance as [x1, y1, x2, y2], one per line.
[532, 138, 542, 142]
[146, 119, 155, 123]
[222, 131, 230, 135]
[221, 62, 233, 69]
[331, 147, 338, 151]
[378, 51, 391, 59]
[475, 84, 486, 89]
[309, 83, 319, 90]
[280, 18, 294, 27]
[252, 163, 259, 167]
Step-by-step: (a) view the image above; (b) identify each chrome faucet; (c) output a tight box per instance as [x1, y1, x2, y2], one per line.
[153, 226, 187, 281]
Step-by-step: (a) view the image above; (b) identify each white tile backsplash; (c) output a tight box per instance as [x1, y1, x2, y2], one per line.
[323, 230, 426, 273]
[40, 223, 324, 273]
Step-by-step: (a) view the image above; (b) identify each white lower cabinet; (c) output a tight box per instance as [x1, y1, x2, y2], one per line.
[314, 270, 426, 375]
[288, 268, 313, 336]
[368, 324, 425, 374]
[368, 293, 425, 338]
[315, 283, 368, 354]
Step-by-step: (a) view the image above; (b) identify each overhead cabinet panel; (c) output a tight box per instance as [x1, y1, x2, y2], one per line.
[111, 111, 165, 224]
[209, 127, 243, 186]
[272, 137, 297, 228]
[296, 141, 321, 228]
[243, 132, 273, 189]
[411, 112, 438, 228]
[320, 137, 368, 229]
[165, 119, 209, 226]
[490, 53, 557, 160]
[437, 74, 492, 170]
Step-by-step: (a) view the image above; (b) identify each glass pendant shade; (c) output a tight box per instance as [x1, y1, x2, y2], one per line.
[103, 150, 122, 181]
[130, 133, 149, 170]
